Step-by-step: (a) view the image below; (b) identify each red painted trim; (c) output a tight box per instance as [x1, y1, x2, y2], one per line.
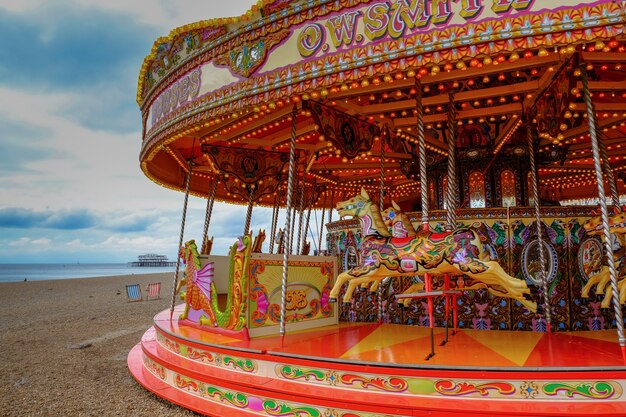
[152, 319, 626, 380]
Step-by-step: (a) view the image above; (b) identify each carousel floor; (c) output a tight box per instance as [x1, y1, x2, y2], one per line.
[128, 305, 626, 417]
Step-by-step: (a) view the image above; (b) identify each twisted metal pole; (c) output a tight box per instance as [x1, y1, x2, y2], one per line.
[378, 128, 387, 324]
[445, 90, 458, 230]
[170, 160, 194, 321]
[296, 182, 306, 254]
[598, 133, 621, 209]
[302, 196, 313, 254]
[415, 78, 429, 230]
[280, 105, 298, 338]
[243, 187, 255, 236]
[380, 131, 386, 213]
[527, 123, 551, 330]
[290, 205, 297, 254]
[269, 193, 280, 254]
[582, 68, 625, 345]
[318, 191, 327, 255]
[201, 177, 218, 252]
[328, 190, 335, 224]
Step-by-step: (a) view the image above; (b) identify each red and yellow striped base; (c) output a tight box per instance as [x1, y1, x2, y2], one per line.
[128, 305, 626, 416]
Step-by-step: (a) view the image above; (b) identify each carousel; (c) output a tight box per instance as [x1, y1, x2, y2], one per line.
[128, 1, 626, 415]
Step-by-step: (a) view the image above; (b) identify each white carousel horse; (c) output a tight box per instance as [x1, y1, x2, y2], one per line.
[328, 188, 537, 312]
[275, 228, 286, 254]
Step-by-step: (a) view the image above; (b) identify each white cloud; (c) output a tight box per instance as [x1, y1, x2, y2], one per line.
[78, 0, 259, 30]
[0, 0, 333, 262]
[8, 237, 31, 247]
[100, 234, 175, 254]
[31, 237, 51, 245]
[0, 85, 179, 212]
[0, 1, 259, 31]
[0, 0, 46, 13]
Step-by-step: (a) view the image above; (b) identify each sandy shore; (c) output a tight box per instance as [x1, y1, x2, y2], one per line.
[0, 273, 200, 417]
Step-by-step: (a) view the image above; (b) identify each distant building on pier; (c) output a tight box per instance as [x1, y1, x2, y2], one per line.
[129, 254, 176, 267]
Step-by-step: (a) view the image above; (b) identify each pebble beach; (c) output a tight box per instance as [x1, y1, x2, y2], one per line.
[0, 273, 200, 417]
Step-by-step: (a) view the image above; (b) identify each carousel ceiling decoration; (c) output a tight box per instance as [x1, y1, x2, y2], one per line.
[137, 0, 626, 205]
[304, 100, 380, 159]
[201, 144, 289, 201]
[531, 56, 577, 141]
[383, 123, 409, 154]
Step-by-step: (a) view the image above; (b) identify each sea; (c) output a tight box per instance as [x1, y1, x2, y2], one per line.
[0, 263, 177, 283]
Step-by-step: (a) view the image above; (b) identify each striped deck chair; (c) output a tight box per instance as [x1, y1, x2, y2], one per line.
[126, 284, 142, 302]
[146, 282, 161, 300]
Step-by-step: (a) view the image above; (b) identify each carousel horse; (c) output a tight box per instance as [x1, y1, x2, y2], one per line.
[201, 236, 214, 255]
[328, 188, 537, 312]
[275, 228, 286, 254]
[177, 237, 251, 330]
[251, 229, 266, 253]
[581, 209, 626, 307]
[301, 241, 311, 255]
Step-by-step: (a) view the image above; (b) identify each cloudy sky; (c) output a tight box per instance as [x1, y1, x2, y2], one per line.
[0, 0, 318, 263]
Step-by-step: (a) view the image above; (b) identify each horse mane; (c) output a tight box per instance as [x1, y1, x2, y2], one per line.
[301, 241, 310, 255]
[252, 229, 265, 253]
[402, 214, 417, 235]
[201, 236, 214, 255]
[185, 240, 202, 270]
[366, 200, 392, 237]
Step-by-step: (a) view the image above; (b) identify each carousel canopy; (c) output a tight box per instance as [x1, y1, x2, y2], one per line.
[136, 0, 626, 209]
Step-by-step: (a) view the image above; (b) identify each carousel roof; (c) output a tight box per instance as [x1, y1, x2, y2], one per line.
[136, 0, 626, 208]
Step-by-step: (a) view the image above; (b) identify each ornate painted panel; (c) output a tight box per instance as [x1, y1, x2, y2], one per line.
[248, 254, 336, 333]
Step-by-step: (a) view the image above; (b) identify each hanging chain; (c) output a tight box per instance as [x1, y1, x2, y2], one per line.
[527, 124, 551, 330]
[582, 67, 625, 345]
[170, 160, 194, 321]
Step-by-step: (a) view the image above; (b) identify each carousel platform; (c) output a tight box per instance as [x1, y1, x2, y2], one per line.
[129, 305, 626, 417]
